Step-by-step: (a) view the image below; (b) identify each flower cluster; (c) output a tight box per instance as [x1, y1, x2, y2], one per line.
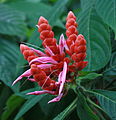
[12, 11, 88, 103]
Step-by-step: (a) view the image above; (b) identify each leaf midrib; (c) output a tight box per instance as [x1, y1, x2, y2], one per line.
[88, 90, 116, 103]
[86, 6, 93, 71]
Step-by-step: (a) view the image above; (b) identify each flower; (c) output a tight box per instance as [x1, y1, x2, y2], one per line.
[12, 11, 88, 103]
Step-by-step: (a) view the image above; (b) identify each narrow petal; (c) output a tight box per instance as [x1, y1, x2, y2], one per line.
[58, 71, 63, 83]
[45, 46, 54, 56]
[37, 64, 52, 69]
[27, 90, 56, 95]
[28, 78, 36, 82]
[29, 57, 58, 65]
[30, 47, 47, 57]
[59, 34, 65, 54]
[12, 69, 31, 86]
[48, 93, 63, 103]
[58, 62, 67, 95]
[64, 40, 69, 50]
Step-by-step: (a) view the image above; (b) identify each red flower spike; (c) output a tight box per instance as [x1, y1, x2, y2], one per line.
[74, 45, 86, 54]
[42, 38, 57, 47]
[75, 61, 88, 71]
[20, 44, 38, 62]
[38, 16, 48, 25]
[13, 11, 88, 103]
[31, 64, 58, 91]
[38, 23, 51, 33]
[71, 34, 87, 62]
[65, 11, 78, 56]
[66, 11, 76, 21]
[37, 16, 60, 58]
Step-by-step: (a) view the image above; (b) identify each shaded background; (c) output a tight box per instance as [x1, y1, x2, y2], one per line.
[0, 0, 116, 120]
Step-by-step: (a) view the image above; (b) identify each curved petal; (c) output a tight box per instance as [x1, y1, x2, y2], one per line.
[12, 69, 31, 86]
[59, 34, 65, 54]
[27, 90, 56, 95]
[58, 71, 62, 83]
[48, 93, 63, 103]
[37, 64, 52, 69]
[30, 47, 47, 57]
[45, 46, 54, 56]
[58, 62, 67, 95]
[28, 78, 36, 82]
[29, 57, 58, 64]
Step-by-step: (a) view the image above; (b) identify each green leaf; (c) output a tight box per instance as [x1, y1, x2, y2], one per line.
[39, 90, 76, 119]
[28, 28, 42, 46]
[95, 0, 116, 34]
[8, 1, 51, 27]
[89, 90, 116, 120]
[16, 87, 41, 99]
[103, 52, 116, 76]
[77, 92, 100, 120]
[78, 73, 102, 81]
[80, 0, 95, 9]
[48, 0, 69, 26]
[0, 86, 12, 115]
[1, 95, 25, 120]
[0, 38, 20, 91]
[0, 4, 27, 36]
[78, 1, 111, 71]
[14, 95, 45, 120]
[53, 98, 77, 120]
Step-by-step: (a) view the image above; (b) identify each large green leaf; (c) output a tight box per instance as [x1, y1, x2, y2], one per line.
[77, 92, 99, 120]
[78, 0, 111, 71]
[48, 0, 69, 26]
[0, 4, 27, 36]
[53, 98, 77, 120]
[80, 0, 94, 9]
[103, 52, 116, 76]
[0, 86, 12, 115]
[89, 90, 116, 120]
[8, 1, 51, 26]
[14, 95, 45, 120]
[78, 73, 102, 80]
[95, 0, 116, 34]
[16, 87, 41, 99]
[39, 90, 76, 119]
[1, 95, 25, 120]
[0, 38, 20, 91]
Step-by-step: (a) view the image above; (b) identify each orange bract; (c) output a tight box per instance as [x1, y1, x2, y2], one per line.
[20, 44, 38, 62]
[31, 64, 58, 92]
[66, 11, 78, 51]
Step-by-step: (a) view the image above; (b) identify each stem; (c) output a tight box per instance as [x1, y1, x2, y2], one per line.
[94, 107, 106, 120]
[87, 97, 104, 112]
[58, 98, 77, 120]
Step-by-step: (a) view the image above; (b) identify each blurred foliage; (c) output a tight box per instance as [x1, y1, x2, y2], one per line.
[0, 0, 116, 120]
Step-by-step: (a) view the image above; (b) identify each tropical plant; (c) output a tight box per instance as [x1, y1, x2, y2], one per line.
[0, 0, 116, 120]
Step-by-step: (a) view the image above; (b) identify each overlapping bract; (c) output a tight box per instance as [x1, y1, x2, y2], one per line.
[12, 11, 88, 103]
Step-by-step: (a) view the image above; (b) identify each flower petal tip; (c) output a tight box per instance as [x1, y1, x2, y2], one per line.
[26, 93, 32, 95]
[12, 76, 22, 86]
[36, 25, 39, 28]
[48, 93, 63, 104]
[12, 81, 15, 86]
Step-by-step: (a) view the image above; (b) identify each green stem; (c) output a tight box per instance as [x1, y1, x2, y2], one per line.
[94, 107, 106, 120]
[54, 98, 77, 120]
[87, 97, 104, 112]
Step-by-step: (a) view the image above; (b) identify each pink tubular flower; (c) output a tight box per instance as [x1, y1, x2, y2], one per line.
[12, 11, 88, 103]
